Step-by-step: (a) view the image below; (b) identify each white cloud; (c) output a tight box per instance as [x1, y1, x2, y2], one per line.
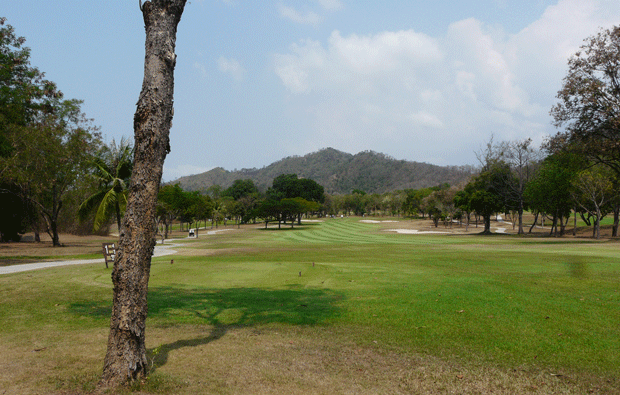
[275, 30, 442, 94]
[278, 4, 323, 26]
[217, 56, 246, 82]
[273, 0, 620, 164]
[193, 61, 208, 79]
[409, 111, 444, 129]
[317, 0, 343, 11]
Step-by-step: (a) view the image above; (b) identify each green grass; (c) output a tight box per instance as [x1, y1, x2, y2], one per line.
[1, 217, 618, 393]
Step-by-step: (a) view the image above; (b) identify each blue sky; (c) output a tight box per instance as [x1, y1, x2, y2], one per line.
[5, 0, 620, 181]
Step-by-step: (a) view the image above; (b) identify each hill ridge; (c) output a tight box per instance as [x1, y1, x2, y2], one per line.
[174, 148, 476, 194]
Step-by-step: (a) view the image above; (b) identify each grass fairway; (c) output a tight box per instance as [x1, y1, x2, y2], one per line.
[0, 218, 618, 394]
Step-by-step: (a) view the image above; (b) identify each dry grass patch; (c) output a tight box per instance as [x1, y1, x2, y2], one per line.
[138, 325, 612, 394]
[0, 324, 613, 394]
[0, 233, 117, 265]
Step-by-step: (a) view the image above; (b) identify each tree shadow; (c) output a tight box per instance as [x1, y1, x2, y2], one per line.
[147, 286, 342, 371]
[70, 285, 343, 371]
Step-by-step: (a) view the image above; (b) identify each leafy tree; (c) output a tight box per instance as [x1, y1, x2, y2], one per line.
[571, 165, 617, 239]
[497, 138, 541, 234]
[210, 199, 224, 228]
[0, 17, 62, 165]
[223, 179, 258, 200]
[403, 188, 433, 217]
[78, 138, 133, 232]
[524, 152, 583, 236]
[464, 168, 506, 234]
[0, 19, 99, 245]
[256, 198, 283, 228]
[206, 184, 223, 199]
[101, 1, 187, 388]
[156, 183, 185, 239]
[346, 191, 368, 216]
[268, 174, 324, 203]
[550, 26, 620, 177]
[454, 189, 472, 230]
[420, 188, 457, 227]
[3, 98, 99, 246]
[420, 192, 443, 227]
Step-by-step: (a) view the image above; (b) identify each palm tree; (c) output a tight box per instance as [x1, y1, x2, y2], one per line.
[78, 138, 133, 232]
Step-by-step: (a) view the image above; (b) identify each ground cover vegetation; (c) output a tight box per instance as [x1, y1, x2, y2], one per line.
[0, 218, 618, 394]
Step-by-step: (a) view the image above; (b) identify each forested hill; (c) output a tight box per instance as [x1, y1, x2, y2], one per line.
[174, 148, 477, 194]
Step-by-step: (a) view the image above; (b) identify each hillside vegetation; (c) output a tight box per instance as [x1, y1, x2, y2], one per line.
[175, 148, 476, 194]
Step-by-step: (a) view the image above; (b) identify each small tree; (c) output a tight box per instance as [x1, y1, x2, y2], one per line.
[524, 152, 582, 236]
[464, 168, 505, 235]
[571, 166, 617, 239]
[78, 138, 133, 232]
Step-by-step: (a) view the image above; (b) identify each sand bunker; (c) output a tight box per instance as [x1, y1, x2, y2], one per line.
[385, 229, 450, 235]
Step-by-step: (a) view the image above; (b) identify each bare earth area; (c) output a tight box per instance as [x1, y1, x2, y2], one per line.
[0, 234, 117, 265]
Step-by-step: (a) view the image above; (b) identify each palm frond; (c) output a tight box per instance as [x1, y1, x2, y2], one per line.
[77, 190, 106, 221]
[93, 189, 120, 231]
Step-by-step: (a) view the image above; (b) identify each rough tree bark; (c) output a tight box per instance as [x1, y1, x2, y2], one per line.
[100, 0, 186, 388]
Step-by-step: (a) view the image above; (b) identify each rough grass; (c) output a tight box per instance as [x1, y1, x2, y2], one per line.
[0, 217, 618, 394]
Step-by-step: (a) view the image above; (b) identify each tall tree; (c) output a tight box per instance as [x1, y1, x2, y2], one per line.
[0, 17, 62, 164]
[78, 138, 133, 232]
[550, 26, 620, 175]
[100, 0, 187, 388]
[550, 26, 620, 236]
[498, 138, 541, 234]
[0, 18, 99, 245]
[4, 99, 99, 246]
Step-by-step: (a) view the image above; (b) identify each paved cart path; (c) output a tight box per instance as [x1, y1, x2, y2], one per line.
[0, 228, 240, 275]
[0, 241, 181, 275]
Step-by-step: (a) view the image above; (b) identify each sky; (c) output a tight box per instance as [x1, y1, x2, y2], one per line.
[5, 0, 620, 181]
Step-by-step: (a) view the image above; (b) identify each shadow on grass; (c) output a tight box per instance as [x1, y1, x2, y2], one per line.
[258, 221, 322, 231]
[70, 285, 343, 371]
[148, 286, 342, 371]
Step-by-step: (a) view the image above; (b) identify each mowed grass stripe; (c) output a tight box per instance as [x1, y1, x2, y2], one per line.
[282, 219, 406, 245]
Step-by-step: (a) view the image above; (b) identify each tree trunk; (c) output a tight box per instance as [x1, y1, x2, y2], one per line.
[573, 209, 577, 236]
[49, 185, 62, 246]
[550, 214, 557, 237]
[613, 205, 619, 237]
[529, 211, 539, 234]
[594, 206, 601, 239]
[517, 204, 524, 235]
[482, 214, 491, 234]
[115, 200, 122, 233]
[100, 0, 186, 388]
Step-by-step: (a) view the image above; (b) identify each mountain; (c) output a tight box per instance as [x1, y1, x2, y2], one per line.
[173, 148, 476, 194]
